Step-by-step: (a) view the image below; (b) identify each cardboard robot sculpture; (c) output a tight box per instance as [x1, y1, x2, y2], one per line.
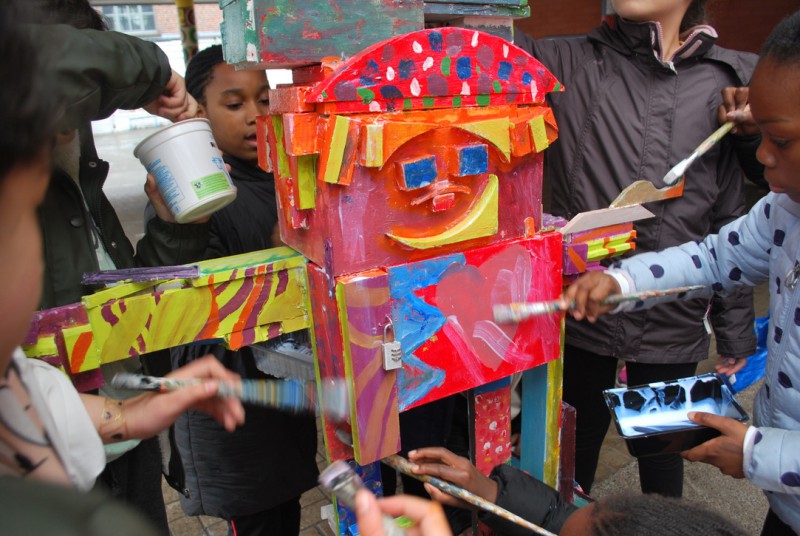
[262, 26, 565, 484]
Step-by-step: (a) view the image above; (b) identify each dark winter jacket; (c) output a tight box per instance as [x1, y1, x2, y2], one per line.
[170, 155, 319, 518]
[480, 465, 577, 535]
[518, 18, 759, 363]
[39, 25, 210, 309]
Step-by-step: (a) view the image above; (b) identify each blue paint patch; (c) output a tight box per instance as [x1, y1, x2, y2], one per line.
[398, 353, 446, 410]
[458, 144, 488, 176]
[388, 254, 465, 354]
[359, 59, 380, 87]
[522, 71, 532, 85]
[456, 57, 472, 80]
[398, 59, 416, 81]
[497, 61, 513, 81]
[389, 255, 467, 407]
[428, 31, 444, 52]
[400, 156, 437, 189]
[380, 85, 403, 100]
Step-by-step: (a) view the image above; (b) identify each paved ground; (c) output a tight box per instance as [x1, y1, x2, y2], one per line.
[97, 128, 772, 535]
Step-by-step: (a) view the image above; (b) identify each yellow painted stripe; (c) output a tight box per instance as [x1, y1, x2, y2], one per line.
[459, 118, 511, 162]
[296, 154, 317, 209]
[529, 114, 550, 153]
[323, 116, 351, 184]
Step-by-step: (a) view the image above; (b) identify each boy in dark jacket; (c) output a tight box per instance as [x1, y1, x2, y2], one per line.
[170, 45, 319, 536]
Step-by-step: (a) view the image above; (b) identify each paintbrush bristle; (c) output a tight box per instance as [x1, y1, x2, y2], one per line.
[662, 162, 686, 186]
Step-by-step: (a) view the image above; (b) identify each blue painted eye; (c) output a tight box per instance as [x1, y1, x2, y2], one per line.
[457, 144, 488, 176]
[399, 156, 437, 190]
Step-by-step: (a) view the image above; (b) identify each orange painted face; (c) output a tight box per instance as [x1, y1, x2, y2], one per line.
[379, 125, 503, 249]
[386, 127, 493, 214]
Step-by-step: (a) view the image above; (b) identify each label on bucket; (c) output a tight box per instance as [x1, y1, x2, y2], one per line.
[146, 158, 185, 214]
[191, 172, 232, 199]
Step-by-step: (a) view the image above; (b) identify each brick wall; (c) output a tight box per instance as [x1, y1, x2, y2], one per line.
[518, 0, 796, 53]
[517, 0, 602, 39]
[709, 0, 797, 53]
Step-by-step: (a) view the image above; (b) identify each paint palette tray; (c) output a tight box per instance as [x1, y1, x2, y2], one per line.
[603, 373, 749, 457]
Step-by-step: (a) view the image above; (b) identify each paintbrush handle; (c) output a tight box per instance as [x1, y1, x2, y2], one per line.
[601, 285, 706, 305]
[687, 121, 735, 164]
[111, 373, 350, 421]
[383, 455, 556, 536]
[493, 285, 706, 323]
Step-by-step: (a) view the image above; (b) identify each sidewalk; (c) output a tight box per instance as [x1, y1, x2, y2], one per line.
[96, 128, 771, 535]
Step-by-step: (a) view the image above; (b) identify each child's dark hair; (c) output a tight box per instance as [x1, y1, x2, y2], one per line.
[0, 1, 59, 179]
[185, 45, 226, 105]
[588, 493, 746, 536]
[32, 0, 108, 30]
[761, 9, 800, 65]
[681, 0, 708, 33]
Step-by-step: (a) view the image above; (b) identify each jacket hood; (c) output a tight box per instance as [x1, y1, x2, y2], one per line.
[589, 16, 718, 68]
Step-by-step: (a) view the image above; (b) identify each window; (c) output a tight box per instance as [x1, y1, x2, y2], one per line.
[101, 6, 157, 35]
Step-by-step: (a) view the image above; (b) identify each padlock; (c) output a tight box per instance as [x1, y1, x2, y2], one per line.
[382, 320, 403, 371]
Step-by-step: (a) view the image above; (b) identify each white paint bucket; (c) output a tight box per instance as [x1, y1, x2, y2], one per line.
[133, 118, 236, 223]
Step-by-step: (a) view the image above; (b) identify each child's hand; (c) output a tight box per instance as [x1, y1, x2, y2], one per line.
[681, 412, 748, 478]
[143, 163, 231, 224]
[144, 173, 180, 223]
[561, 271, 621, 323]
[408, 447, 498, 508]
[143, 70, 198, 122]
[718, 87, 757, 137]
[355, 490, 450, 536]
[124, 355, 245, 439]
[715, 356, 748, 376]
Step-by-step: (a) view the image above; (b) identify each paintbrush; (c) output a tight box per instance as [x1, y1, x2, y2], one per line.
[383, 454, 557, 536]
[319, 461, 409, 536]
[662, 120, 736, 185]
[493, 285, 706, 324]
[111, 373, 349, 421]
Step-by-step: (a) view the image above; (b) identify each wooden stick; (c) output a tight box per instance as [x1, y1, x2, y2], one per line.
[382, 454, 557, 536]
[493, 285, 706, 324]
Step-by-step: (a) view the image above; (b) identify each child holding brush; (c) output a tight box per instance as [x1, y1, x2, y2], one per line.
[563, 10, 800, 534]
[515, 0, 764, 499]
[354, 448, 746, 535]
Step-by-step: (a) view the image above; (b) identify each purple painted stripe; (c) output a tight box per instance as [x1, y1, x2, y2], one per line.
[71, 368, 105, 392]
[82, 265, 199, 284]
[218, 278, 255, 318]
[101, 303, 119, 326]
[275, 269, 289, 297]
[242, 273, 274, 331]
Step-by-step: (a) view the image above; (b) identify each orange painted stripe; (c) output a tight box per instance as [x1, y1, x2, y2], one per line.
[567, 247, 586, 272]
[198, 274, 221, 340]
[571, 223, 632, 243]
[230, 266, 268, 348]
[70, 331, 94, 373]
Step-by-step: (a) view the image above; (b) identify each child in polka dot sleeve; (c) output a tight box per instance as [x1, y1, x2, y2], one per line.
[564, 10, 800, 535]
